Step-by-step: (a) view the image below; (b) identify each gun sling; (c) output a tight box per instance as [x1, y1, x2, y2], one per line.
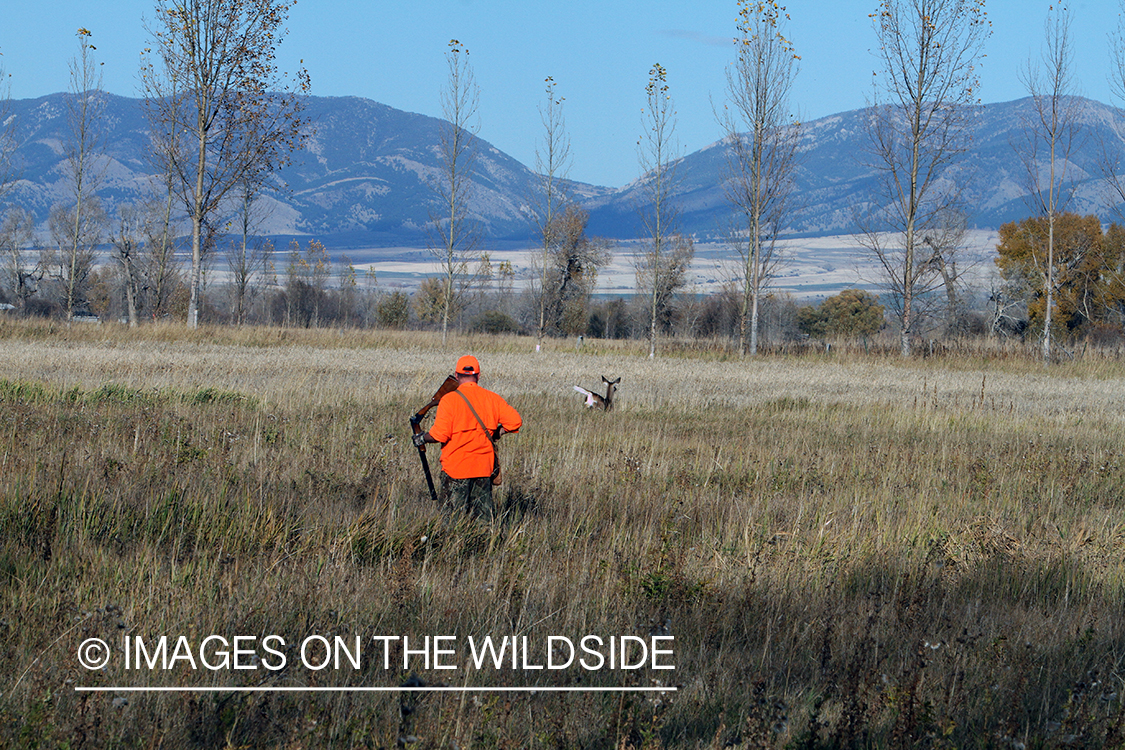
[453, 389, 501, 486]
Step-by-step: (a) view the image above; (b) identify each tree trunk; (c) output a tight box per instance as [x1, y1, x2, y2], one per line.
[188, 112, 208, 329]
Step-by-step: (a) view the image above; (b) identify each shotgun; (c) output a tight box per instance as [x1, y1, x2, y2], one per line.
[409, 375, 459, 503]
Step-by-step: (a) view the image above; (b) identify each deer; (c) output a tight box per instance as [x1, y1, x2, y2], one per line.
[573, 376, 621, 412]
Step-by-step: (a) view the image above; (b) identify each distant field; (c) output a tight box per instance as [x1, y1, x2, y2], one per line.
[342, 230, 1001, 301]
[2, 322, 1124, 748]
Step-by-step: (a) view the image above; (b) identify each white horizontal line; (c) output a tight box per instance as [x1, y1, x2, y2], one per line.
[76, 686, 677, 693]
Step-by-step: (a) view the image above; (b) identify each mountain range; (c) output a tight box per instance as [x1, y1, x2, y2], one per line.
[3, 92, 1125, 247]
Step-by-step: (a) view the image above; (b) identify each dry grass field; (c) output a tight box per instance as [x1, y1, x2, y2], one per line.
[2, 319, 1125, 748]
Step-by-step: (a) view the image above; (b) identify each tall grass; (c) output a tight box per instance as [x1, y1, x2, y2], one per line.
[1, 320, 1124, 747]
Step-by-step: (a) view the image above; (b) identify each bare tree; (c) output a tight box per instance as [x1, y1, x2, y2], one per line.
[428, 39, 481, 346]
[227, 236, 270, 325]
[636, 63, 689, 358]
[0, 64, 25, 311]
[720, 0, 801, 356]
[283, 240, 303, 327]
[1100, 12, 1125, 326]
[494, 258, 515, 317]
[141, 195, 183, 321]
[0, 209, 40, 311]
[0, 58, 14, 206]
[1018, 5, 1082, 361]
[49, 31, 108, 321]
[337, 253, 358, 326]
[62, 28, 107, 321]
[1105, 1, 1125, 222]
[143, 52, 186, 323]
[110, 204, 146, 326]
[306, 239, 330, 327]
[226, 179, 271, 325]
[540, 204, 611, 336]
[636, 232, 694, 343]
[141, 0, 310, 328]
[532, 76, 572, 348]
[858, 0, 990, 357]
[47, 198, 105, 315]
[919, 211, 972, 333]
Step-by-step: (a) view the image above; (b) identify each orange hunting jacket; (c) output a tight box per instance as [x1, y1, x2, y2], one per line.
[429, 382, 522, 480]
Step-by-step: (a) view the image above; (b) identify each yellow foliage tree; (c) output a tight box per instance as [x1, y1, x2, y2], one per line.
[995, 213, 1125, 339]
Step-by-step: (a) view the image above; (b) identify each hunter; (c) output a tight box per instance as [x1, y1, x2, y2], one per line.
[412, 355, 521, 520]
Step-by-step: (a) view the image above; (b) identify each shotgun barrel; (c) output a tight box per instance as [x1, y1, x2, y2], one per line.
[409, 375, 459, 503]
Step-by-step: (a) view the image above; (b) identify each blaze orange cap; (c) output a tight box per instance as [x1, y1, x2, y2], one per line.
[455, 355, 480, 376]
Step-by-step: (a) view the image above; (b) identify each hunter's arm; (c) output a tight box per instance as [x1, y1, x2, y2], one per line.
[497, 399, 522, 436]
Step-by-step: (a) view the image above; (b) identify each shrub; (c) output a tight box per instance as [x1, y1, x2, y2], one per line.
[797, 289, 884, 338]
[376, 291, 410, 329]
[471, 310, 519, 334]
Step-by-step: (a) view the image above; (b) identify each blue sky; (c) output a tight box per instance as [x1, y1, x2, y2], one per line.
[1, 1, 1121, 187]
